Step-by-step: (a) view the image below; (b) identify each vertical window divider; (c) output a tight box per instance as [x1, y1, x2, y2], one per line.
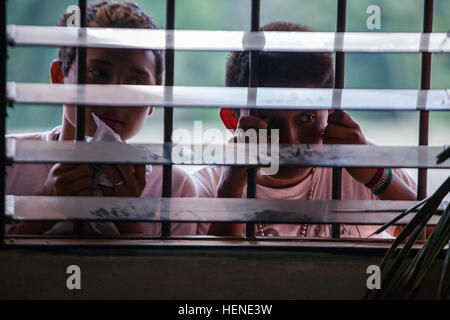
[245, 0, 261, 239]
[418, 0, 434, 239]
[0, 0, 6, 246]
[74, 0, 87, 235]
[162, 0, 176, 237]
[418, 0, 433, 200]
[331, 0, 347, 239]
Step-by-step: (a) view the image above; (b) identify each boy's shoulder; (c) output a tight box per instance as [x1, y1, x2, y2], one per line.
[143, 165, 198, 198]
[5, 127, 62, 196]
[192, 166, 223, 198]
[193, 165, 222, 181]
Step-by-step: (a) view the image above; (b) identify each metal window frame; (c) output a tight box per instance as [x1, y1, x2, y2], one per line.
[0, 0, 444, 249]
[161, 0, 176, 237]
[331, 0, 347, 239]
[1, 0, 6, 246]
[245, 0, 260, 239]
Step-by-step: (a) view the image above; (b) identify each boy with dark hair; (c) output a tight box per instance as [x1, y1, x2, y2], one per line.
[7, 1, 197, 236]
[226, 22, 333, 89]
[194, 21, 416, 238]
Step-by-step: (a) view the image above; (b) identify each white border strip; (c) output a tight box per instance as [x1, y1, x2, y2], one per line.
[7, 25, 450, 53]
[7, 83, 450, 111]
[7, 140, 450, 168]
[5, 196, 441, 225]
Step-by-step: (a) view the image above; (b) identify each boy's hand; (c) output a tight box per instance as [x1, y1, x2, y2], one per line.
[217, 115, 267, 198]
[42, 164, 94, 196]
[323, 110, 378, 184]
[97, 165, 146, 197]
[323, 110, 367, 145]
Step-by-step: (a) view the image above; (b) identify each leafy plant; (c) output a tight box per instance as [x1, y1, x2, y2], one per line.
[365, 148, 450, 300]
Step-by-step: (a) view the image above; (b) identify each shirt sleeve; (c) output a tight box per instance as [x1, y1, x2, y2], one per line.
[393, 168, 417, 192]
[167, 166, 200, 236]
[171, 166, 199, 198]
[192, 166, 223, 235]
[193, 166, 221, 198]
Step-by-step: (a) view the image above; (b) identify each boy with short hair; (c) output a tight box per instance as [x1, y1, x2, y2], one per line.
[194, 21, 416, 238]
[7, 1, 197, 236]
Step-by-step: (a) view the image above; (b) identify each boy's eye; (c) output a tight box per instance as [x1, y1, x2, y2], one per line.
[298, 112, 317, 124]
[128, 77, 146, 85]
[89, 68, 109, 81]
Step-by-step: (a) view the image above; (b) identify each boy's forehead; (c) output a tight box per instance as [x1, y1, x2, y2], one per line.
[85, 48, 157, 75]
[87, 48, 155, 60]
[261, 80, 318, 89]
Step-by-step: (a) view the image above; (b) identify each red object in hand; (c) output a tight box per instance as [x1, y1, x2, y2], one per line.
[220, 108, 238, 130]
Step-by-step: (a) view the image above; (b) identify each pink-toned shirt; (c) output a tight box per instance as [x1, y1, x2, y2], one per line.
[6, 127, 198, 236]
[193, 165, 416, 238]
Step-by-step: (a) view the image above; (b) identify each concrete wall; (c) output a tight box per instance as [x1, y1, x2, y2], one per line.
[0, 245, 444, 299]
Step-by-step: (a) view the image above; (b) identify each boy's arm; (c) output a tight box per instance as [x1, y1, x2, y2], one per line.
[11, 164, 147, 236]
[324, 111, 417, 201]
[10, 163, 94, 235]
[9, 222, 58, 235]
[209, 168, 247, 236]
[209, 116, 268, 237]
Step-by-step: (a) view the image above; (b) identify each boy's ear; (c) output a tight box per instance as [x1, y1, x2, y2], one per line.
[220, 108, 238, 131]
[50, 60, 64, 84]
[147, 106, 154, 117]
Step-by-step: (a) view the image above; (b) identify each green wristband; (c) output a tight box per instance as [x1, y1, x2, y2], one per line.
[373, 168, 392, 195]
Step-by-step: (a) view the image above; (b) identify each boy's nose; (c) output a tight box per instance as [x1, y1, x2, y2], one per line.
[116, 75, 129, 85]
[278, 121, 299, 144]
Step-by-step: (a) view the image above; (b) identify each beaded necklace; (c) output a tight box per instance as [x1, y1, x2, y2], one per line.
[255, 167, 317, 237]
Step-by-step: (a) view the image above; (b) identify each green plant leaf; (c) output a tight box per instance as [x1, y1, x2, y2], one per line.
[436, 147, 450, 164]
[437, 238, 450, 299]
[366, 175, 450, 299]
[370, 196, 428, 236]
